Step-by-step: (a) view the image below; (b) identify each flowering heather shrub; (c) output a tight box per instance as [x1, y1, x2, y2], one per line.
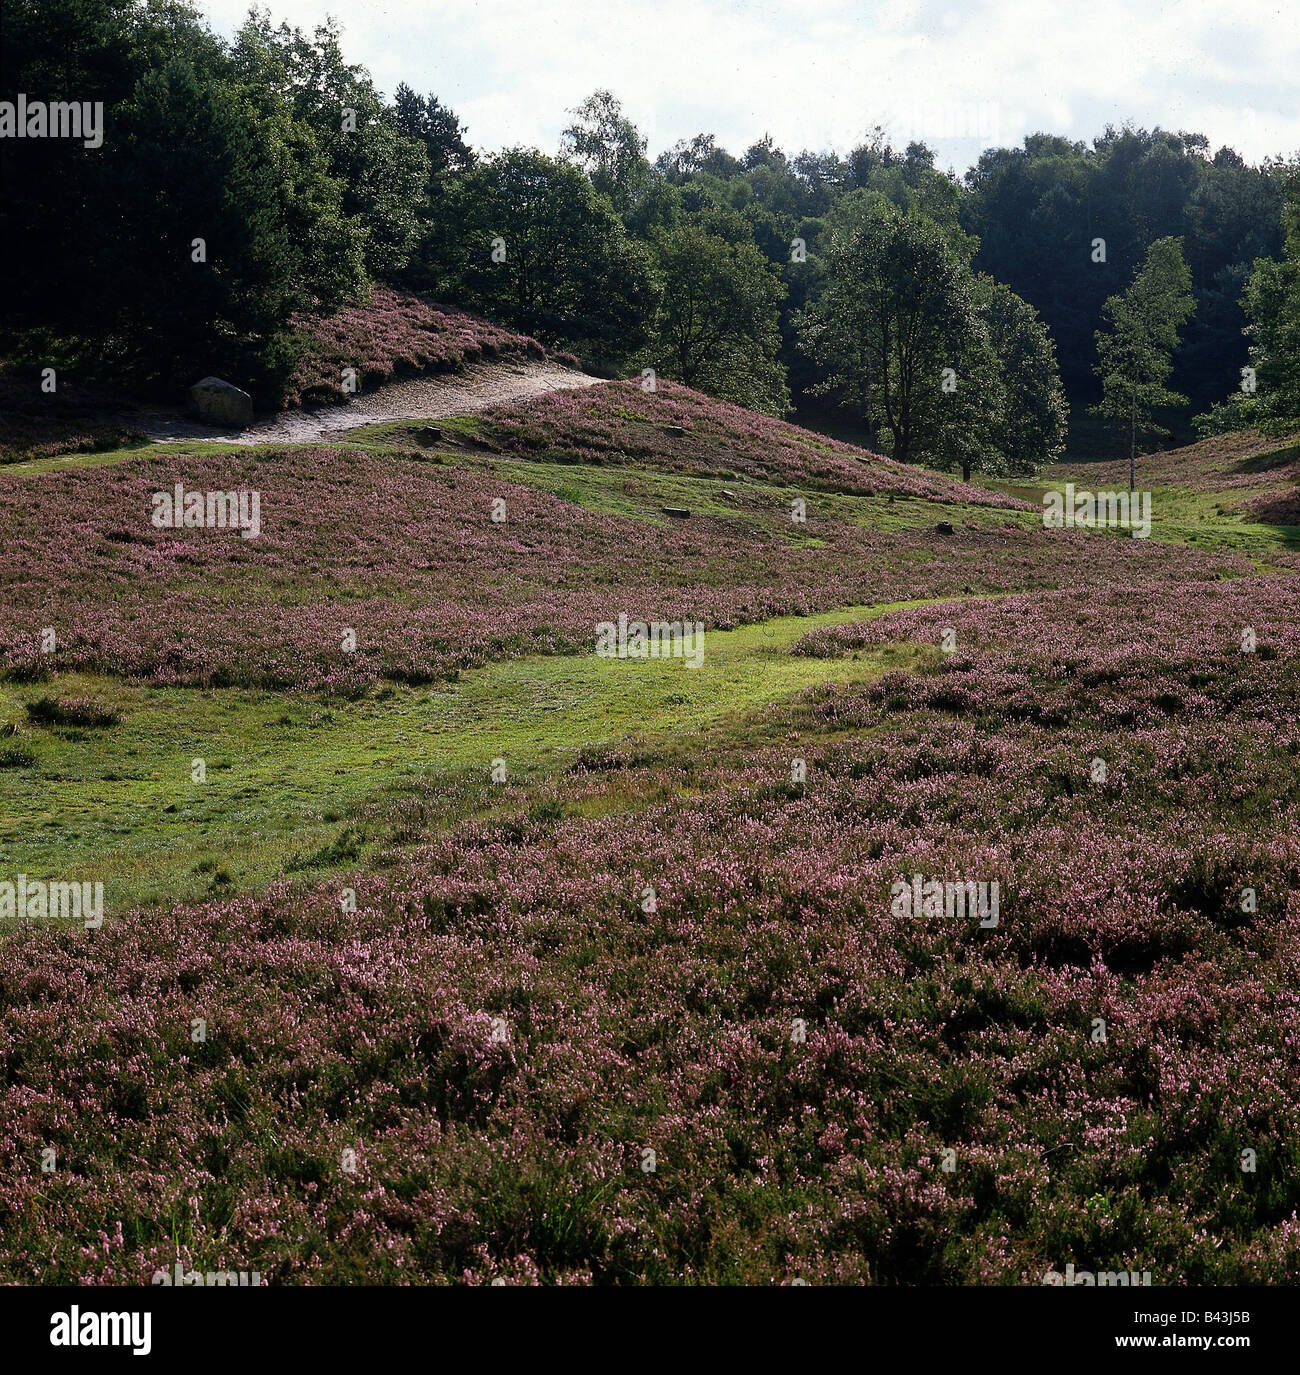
[479, 379, 1031, 506]
[0, 372, 145, 466]
[2, 576, 1299, 1283]
[285, 286, 547, 407]
[0, 448, 1251, 691]
[793, 575, 1294, 675]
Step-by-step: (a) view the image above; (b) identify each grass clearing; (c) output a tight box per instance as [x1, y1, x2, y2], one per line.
[0, 600, 939, 917]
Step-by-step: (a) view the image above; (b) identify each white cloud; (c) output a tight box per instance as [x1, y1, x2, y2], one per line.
[199, 0, 1300, 169]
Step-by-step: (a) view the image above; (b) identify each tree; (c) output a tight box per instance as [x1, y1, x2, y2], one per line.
[1195, 164, 1300, 434]
[1239, 218, 1300, 423]
[1241, 165, 1300, 423]
[438, 149, 654, 369]
[964, 127, 1281, 421]
[928, 306, 1004, 482]
[907, 278, 1067, 484]
[394, 82, 474, 187]
[0, 0, 366, 398]
[654, 133, 742, 182]
[561, 90, 650, 220]
[797, 200, 976, 464]
[980, 280, 1069, 473]
[105, 58, 365, 393]
[1091, 236, 1196, 484]
[0, 0, 230, 351]
[643, 219, 790, 414]
[230, 15, 429, 277]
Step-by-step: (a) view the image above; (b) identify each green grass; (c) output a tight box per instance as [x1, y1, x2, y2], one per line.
[7, 410, 1293, 920]
[978, 470, 1300, 560]
[0, 601, 938, 918]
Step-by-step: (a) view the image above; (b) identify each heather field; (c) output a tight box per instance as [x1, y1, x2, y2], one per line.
[10, 0, 1300, 1346]
[283, 285, 554, 408]
[2, 385, 1299, 1288]
[476, 378, 1025, 502]
[0, 389, 1266, 694]
[1037, 430, 1300, 529]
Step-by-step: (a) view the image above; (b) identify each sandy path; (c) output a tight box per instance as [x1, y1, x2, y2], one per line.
[140, 359, 601, 445]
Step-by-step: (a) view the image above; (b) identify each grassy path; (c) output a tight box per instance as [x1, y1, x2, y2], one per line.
[0, 600, 939, 918]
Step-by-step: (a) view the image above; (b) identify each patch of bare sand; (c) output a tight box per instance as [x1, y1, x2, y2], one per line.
[140, 360, 600, 444]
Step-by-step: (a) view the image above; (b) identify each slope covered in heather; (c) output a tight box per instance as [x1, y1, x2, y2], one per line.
[0, 398, 1237, 693]
[3, 381, 1300, 1288]
[283, 285, 559, 407]
[478, 378, 1028, 505]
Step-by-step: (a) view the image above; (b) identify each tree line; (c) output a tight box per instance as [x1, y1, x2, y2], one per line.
[4, 0, 1298, 478]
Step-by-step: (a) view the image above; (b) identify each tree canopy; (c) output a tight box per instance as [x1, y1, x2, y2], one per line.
[3, 5, 1296, 457]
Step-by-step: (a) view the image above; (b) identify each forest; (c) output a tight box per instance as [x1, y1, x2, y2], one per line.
[4, 0, 1299, 478]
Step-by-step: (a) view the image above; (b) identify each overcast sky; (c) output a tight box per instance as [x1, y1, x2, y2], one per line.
[200, 0, 1300, 174]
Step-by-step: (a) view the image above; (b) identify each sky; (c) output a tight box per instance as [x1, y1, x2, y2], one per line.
[199, 0, 1300, 174]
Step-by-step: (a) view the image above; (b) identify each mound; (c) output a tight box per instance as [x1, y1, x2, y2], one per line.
[478, 379, 1033, 507]
[285, 285, 555, 408]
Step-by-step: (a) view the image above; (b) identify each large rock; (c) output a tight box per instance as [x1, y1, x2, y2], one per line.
[189, 376, 254, 429]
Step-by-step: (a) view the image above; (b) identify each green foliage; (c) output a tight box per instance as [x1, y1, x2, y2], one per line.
[964, 127, 1282, 417]
[432, 148, 654, 370]
[561, 90, 652, 222]
[1, 6, 1290, 448]
[798, 201, 1067, 479]
[1237, 166, 1300, 426]
[0, 0, 420, 401]
[394, 82, 474, 185]
[1091, 237, 1196, 447]
[230, 14, 430, 279]
[108, 58, 365, 394]
[827, 158, 978, 266]
[798, 201, 977, 465]
[979, 280, 1070, 473]
[642, 219, 791, 415]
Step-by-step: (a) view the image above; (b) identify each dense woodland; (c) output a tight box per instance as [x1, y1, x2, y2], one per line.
[4, 0, 1299, 473]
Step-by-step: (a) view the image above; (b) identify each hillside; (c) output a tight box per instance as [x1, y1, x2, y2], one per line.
[1, 394, 1253, 695]
[0, 289, 574, 464]
[283, 285, 563, 407]
[2, 396, 1300, 1287]
[1044, 429, 1300, 526]
[476, 379, 1027, 504]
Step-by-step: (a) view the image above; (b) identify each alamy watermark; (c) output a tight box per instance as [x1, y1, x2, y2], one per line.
[891, 874, 1000, 927]
[1, 96, 103, 149]
[0, 875, 103, 928]
[596, 614, 705, 669]
[897, 100, 1001, 145]
[1043, 484, 1151, 539]
[152, 1261, 263, 1286]
[1043, 1262, 1152, 1286]
[152, 484, 261, 539]
[49, 1308, 150, 1354]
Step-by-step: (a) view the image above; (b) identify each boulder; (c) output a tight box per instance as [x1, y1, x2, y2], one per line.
[661, 506, 691, 519]
[664, 424, 686, 438]
[935, 521, 955, 535]
[189, 377, 254, 429]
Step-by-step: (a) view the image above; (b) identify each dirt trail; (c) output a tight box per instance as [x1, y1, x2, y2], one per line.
[140, 359, 601, 445]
